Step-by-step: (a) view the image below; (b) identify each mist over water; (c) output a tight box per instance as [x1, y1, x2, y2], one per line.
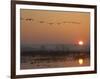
[20, 44, 90, 69]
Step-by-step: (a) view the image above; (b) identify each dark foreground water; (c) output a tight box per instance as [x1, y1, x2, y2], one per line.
[20, 51, 90, 69]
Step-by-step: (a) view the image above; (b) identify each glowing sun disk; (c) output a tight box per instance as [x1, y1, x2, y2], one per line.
[78, 41, 84, 45]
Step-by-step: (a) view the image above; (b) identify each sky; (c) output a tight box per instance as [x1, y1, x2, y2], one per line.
[20, 9, 90, 45]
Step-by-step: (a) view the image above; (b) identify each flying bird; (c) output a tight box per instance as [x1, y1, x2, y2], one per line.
[48, 23, 54, 25]
[39, 21, 45, 23]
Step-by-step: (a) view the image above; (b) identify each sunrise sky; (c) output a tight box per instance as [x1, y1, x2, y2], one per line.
[20, 9, 90, 45]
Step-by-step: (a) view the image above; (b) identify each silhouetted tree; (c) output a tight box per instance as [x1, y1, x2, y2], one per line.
[40, 45, 46, 51]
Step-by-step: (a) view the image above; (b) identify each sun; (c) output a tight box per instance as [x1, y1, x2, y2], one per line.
[78, 41, 84, 45]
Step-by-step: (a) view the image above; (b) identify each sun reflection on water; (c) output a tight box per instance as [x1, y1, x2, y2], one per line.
[78, 58, 84, 65]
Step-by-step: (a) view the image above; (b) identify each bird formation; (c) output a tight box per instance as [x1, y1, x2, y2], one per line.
[21, 17, 80, 25]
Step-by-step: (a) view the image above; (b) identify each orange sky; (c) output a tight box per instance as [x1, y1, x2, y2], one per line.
[20, 9, 90, 45]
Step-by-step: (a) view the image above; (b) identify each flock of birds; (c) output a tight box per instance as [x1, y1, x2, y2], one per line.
[21, 17, 80, 25]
